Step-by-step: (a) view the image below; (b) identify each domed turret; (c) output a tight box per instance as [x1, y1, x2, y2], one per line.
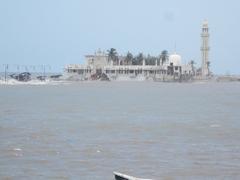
[169, 53, 181, 66]
[203, 19, 208, 28]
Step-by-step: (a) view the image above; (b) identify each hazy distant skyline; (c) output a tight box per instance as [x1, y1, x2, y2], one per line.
[0, 0, 239, 74]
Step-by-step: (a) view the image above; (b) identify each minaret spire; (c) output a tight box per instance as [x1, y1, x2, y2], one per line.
[174, 42, 177, 53]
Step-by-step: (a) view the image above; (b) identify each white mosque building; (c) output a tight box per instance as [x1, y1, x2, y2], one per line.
[64, 20, 210, 81]
[64, 49, 193, 81]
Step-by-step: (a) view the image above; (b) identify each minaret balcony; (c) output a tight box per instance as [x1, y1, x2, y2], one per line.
[201, 47, 210, 51]
[201, 34, 209, 37]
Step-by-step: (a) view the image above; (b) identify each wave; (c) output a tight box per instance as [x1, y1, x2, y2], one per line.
[0, 79, 67, 86]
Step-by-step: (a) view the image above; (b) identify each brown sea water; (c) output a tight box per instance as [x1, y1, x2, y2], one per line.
[0, 82, 240, 179]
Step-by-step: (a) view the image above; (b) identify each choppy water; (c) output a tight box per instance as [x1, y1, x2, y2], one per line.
[0, 82, 240, 179]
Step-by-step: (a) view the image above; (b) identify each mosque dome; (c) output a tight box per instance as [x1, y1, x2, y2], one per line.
[169, 53, 182, 66]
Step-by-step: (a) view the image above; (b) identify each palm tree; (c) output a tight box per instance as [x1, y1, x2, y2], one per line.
[136, 53, 144, 65]
[107, 48, 118, 65]
[145, 54, 150, 65]
[206, 61, 210, 75]
[146, 54, 157, 65]
[125, 52, 133, 65]
[160, 50, 168, 65]
[132, 57, 138, 65]
[190, 60, 196, 75]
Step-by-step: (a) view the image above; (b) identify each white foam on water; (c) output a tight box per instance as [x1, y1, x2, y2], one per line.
[0, 79, 68, 86]
[210, 124, 221, 128]
[13, 148, 22, 151]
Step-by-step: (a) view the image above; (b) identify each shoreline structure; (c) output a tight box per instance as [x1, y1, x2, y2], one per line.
[1, 20, 239, 84]
[64, 20, 212, 82]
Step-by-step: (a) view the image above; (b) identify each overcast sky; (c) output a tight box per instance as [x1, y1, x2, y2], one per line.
[0, 0, 239, 74]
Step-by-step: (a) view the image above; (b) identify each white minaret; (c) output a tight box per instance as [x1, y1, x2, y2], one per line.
[201, 20, 210, 77]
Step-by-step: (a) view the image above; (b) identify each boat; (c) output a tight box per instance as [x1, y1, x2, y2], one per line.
[36, 75, 46, 81]
[50, 74, 62, 79]
[10, 72, 31, 82]
[113, 172, 153, 180]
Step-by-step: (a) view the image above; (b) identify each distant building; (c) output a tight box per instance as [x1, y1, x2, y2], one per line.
[85, 49, 109, 74]
[64, 49, 193, 81]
